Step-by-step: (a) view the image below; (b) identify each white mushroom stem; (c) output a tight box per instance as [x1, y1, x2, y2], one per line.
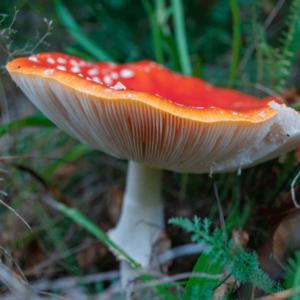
[107, 161, 164, 286]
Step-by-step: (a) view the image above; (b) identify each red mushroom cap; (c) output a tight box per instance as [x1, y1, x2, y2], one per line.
[7, 52, 295, 173]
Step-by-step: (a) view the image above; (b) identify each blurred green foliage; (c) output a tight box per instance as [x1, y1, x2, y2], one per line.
[1, 0, 299, 92]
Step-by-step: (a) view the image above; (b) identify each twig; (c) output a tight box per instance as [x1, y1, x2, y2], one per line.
[251, 282, 255, 300]
[0, 263, 38, 300]
[255, 83, 278, 96]
[0, 200, 31, 230]
[0, 9, 53, 68]
[11, 164, 72, 207]
[291, 170, 300, 208]
[94, 271, 223, 298]
[0, 156, 71, 163]
[0, 246, 29, 285]
[33, 270, 120, 291]
[0, 264, 68, 300]
[0, 80, 9, 124]
[0, 7, 18, 36]
[214, 182, 227, 242]
[135, 272, 223, 290]
[272, 161, 300, 201]
[153, 242, 206, 266]
[27, 239, 97, 274]
[254, 286, 300, 300]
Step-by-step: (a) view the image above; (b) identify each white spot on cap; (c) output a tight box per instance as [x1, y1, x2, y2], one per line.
[28, 56, 39, 62]
[47, 57, 55, 64]
[104, 75, 112, 85]
[78, 73, 83, 77]
[145, 66, 151, 72]
[92, 77, 102, 83]
[111, 72, 119, 79]
[232, 112, 237, 115]
[88, 68, 99, 76]
[86, 77, 91, 80]
[71, 66, 81, 73]
[120, 69, 134, 78]
[111, 82, 126, 90]
[259, 113, 265, 118]
[57, 57, 67, 64]
[70, 59, 79, 66]
[44, 69, 54, 76]
[57, 66, 66, 71]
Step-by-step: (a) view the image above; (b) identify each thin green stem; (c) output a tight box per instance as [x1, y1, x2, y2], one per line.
[142, 0, 164, 64]
[228, 0, 242, 88]
[212, 273, 233, 291]
[55, 0, 116, 62]
[227, 279, 237, 297]
[252, 0, 263, 84]
[172, 0, 192, 75]
[179, 172, 188, 205]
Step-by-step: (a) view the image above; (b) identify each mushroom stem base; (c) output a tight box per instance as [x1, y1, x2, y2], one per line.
[107, 161, 164, 270]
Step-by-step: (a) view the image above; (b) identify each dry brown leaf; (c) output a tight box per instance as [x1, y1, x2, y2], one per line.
[295, 147, 300, 162]
[232, 228, 249, 248]
[108, 188, 124, 223]
[280, 86, 300, 105]
[53, 164, 78, 182]
[23, 241, 46, 267]
[76, 241, 109, 269]
[151, 231, 172, 273]
[258, 186, 300, 274]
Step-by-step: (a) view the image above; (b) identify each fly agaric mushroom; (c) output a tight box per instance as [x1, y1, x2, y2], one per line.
[6, 52, 300, 280]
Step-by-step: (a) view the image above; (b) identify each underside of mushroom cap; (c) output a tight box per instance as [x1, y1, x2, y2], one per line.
[7, 52, 298, 173]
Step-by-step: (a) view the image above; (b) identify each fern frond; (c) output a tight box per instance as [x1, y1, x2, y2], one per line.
[284, 251, 300, 292]
[276, 0, 300, 93]
[169, 216, 283, 294]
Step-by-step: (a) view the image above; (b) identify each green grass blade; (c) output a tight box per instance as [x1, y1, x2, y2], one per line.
[32, 202, 84, 276]
[228, 0, 242, 88]
[45, 199, 177, 300]
[42, 143, 93, 179]
[172, 0, 192, 75]
[292, 102, 300, 111]
[193, 57, 203, 79]
[63, 45, 97, 62]
[183, 253, 223, 299]
[54, 0, 116, 62]
[142, 0, 164, 64]
[0, 114, 54, 138]
[163, 35, 181, 72]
